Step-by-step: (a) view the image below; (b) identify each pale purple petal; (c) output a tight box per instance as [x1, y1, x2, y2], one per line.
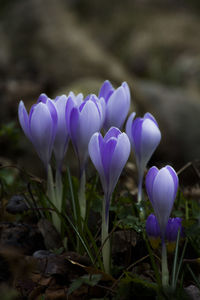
[140, 118, 161, 167]
[108, 132, 130, 195]
[166, 165, 179, 200]
[53, 95, 69, 166]
[29, 102, 54, 166]
[104, 86, 129, 130]
[88, 133, 106, 191]
[65, 96, 77, 133]
[69, 107, 80, 154]
[122, 81, 130, 108]
[144, 112, 159, 127]
[99, 80, 114, 103]
[18, 101, 31, 140]
[145, 166, 159, 205]
[125, 112, 136, 149]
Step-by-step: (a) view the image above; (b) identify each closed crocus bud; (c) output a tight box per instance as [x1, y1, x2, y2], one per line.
[99, 80, 130, 131]
[146, 214, 161, 249]
[126, 112, 161, 204]
[89, 127, 130, 222]
[52, 95, 70, 169]
[18, 95, 58, 168]
[166, 217, 183, 252]
[126, 112, 161, 178]
[145, 166, 179, 239]
[38, 93, 70, 169]
[66, 93, 105, 172]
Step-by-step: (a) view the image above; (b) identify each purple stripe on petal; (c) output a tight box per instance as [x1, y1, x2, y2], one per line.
[69, 107, 79, 152]
[84, 94, 91, 102]
[99, 80, 114, 103]
[37, 93, 48, 103]
[145, 166, 159, 205]
[65, 96, 76, 132]
[132, 118, 143, 160]
[29, 104, 37, 130]
[166, 165, 179, 200]
[46, 100, 58, 127]
[104, 127, 121, 142]
[79, 101, 87, 112]
[101, 137, 117, 182]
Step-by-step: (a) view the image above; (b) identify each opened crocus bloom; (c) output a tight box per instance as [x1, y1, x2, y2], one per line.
[18, 94, 58, 168]
[89, 127, 130, 222]
[145, 165, 179, 239]
[99, 80, 130, 131]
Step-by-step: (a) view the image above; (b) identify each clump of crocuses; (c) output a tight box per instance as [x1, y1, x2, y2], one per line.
[146, 214, 183, 252]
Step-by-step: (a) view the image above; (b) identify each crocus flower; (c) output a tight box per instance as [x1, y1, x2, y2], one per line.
[89, 127, 130, 274]
[99, 80, 130, 131]
[52, 95, 70, 169]
[18, 94, 58, 168]
[166, 217, 183, 252]
[145, 166, 179, 239]
[126, 112, 161, 203]
[37, 93, 71, 170]
[146, 214, 161, 249]
[66, 93, 105, 173]
[88, 127, 130, 222]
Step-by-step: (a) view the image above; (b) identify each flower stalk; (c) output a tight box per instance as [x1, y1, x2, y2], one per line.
[47, 164, 61, 233]
[101, 196, 110, 274]
[78, 169, 86, 222]
[161, 239, 169, 287]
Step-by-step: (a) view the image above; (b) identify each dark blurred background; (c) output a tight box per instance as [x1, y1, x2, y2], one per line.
[0, 0, 200, 174]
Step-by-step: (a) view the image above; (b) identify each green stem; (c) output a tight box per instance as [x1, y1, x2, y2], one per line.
[56, 168, 63, 212]
[101, 196, 110, 274]
[55, 168, 63, 233]
[137, 169, 145, 220]
[161, 240, 169, 288]
[47, 164, 60, 233]
[78, 170, 86, 222]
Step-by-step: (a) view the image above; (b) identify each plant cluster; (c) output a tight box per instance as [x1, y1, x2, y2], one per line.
[15, 80, 199, 298]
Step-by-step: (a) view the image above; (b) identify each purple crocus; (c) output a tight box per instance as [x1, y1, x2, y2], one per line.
[166, 217, 183, 252]
[88, 127, 130, 222]
[126, 112, 161, 203]
[66, 93, 105, 173]
[146, 214, 161, 249]
[52, 95, 70, 170]
[99, 80, 130, 131]
[145, 166, 179, 239]
[18, 94, 58, 168]
[37, 93, 71, 170]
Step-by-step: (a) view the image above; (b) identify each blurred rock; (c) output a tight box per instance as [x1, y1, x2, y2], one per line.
[136, 79, 200, 166]
[0, 0, 132, 123]
[6, 195, 28, 214]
